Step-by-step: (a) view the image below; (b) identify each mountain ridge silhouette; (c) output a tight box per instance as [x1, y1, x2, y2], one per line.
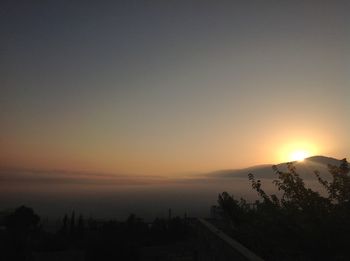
[210, 155, 343, 180]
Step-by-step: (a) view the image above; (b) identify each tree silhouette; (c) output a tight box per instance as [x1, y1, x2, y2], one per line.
[70, 210, 75, 236]
[316, 158, 350, 205]
[77, 214, 85, 238]
[218, 158, 350, 260]
[3, 206, 40, 260]
[5, 205, 40, 237]
[61, 213, 69, 235]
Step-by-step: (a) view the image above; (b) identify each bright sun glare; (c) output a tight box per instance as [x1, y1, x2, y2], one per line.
[278, 140, 318, 163]
[290, 150, 309, 162]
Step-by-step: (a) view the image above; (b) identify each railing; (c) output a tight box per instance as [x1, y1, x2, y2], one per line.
[192, 218, 264, 261]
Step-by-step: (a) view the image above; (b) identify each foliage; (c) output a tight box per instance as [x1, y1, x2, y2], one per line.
[0, 208, 191, 261]
[5, 205, 40, 236]
[218, 158, 350, 260]
[0, 206, 41, 260]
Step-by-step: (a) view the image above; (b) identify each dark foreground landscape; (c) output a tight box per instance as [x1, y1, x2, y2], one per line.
[1, 157, 349, 261]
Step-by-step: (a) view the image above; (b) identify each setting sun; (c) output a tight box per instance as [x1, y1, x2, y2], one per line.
[276, 139, 320, 164]
[290, 150, 309, 162]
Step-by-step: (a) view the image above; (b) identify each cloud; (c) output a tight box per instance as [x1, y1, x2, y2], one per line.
[0, 167, 168, 186]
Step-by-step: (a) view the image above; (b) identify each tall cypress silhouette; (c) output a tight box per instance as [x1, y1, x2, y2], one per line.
[70, 211, 75, 236]
[62, 214, 68, 235]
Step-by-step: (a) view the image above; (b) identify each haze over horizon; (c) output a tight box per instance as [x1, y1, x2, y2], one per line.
[1, 1, 349, 177]
[0, 154, 344, 219]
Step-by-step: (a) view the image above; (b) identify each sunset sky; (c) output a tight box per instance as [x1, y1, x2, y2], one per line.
[1, 1, 349, 176]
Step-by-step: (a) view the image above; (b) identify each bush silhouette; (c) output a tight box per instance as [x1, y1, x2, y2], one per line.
[1, 205, 40, 260]
[218, 158, 350, 260]
[5, 205, 40, 237]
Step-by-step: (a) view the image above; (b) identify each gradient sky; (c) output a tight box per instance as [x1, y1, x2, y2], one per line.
[1, 1, 349, 176]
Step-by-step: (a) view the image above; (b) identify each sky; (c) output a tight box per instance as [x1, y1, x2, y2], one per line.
[1, 1, 349, 176]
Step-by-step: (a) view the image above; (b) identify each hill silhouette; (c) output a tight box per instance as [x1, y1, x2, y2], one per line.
[210, 155, 342, 180]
